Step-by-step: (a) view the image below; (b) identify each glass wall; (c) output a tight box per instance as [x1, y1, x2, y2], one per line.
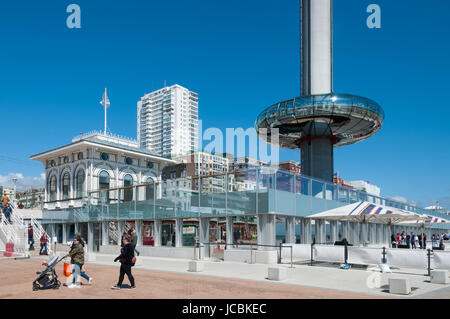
[42, 167, 447, 228]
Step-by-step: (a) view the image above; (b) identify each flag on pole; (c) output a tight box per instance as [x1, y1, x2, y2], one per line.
[100, 88, 110, 108]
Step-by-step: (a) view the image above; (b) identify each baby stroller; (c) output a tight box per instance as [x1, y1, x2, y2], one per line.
[32, 254, 68, 291]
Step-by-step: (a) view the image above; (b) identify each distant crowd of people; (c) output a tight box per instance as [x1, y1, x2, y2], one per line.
[391, 231, 446, 250]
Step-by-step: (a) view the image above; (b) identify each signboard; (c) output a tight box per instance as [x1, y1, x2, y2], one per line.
[183, 226, 196, 235]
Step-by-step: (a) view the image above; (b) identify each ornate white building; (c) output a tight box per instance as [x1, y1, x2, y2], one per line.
[30, 132, 175, 210]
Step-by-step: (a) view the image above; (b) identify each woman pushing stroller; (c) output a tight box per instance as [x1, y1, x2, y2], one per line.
[67, 235, 92, 288]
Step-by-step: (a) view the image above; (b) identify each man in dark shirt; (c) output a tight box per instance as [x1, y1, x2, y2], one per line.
[406, 233, 411, 249]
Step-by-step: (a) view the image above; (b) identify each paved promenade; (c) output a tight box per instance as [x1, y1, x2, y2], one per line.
[0, 256, 381, 299]
[1, 252, 450, 299]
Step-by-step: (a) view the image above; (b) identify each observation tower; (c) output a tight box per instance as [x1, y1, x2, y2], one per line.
[255, 0, 384, 182]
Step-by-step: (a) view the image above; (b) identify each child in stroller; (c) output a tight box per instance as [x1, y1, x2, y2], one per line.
[32, 253, 68, 291]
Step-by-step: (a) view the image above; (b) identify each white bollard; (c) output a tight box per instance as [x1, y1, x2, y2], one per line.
[268, 267, 287, 281]
[188, 260, 204, 272]
[389, 278, 411, 295]
[431, 270, 449, 284]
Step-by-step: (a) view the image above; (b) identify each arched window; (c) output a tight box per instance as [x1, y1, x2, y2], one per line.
[123, 174, 134, 202]
[146, 177, 155, 200]
[99, 171, 110, 202]
[62, 172, 70, 200]
[48, 175, 57, 201]
[76, 170, 85, 198]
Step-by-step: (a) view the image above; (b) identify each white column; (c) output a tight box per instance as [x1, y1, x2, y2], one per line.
[153, 220, 161, 247]
[329, 220, 338, 243]
[226, 216, 233, 246]
[175, 218, 183, 247]
[135, 220, 143, 247]
[87, 222, 94, 252]
[101, 221, 109, 246]
[257, 214, 276, 250]
[199, 217, 209, 259]
[50, 224, 56, 243]
[360, 222, 368, 246]
[376, 224, 383, 244]
[369, 223, 377, 245]
[301, 218, 312, 244]
[350, 222, 359, 246]
[314, 219, 326, 244]
[62, 224, 68, 244]
[285, 216, 296, 244]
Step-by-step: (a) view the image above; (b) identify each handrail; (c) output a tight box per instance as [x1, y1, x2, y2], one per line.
[195, 242, 294, 268]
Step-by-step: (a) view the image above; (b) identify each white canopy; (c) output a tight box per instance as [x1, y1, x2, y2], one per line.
[398, 214, 450, 226]
[307, 201, 424, 224]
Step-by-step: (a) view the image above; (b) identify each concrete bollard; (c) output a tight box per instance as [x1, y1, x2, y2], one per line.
[431, 270, 449, 284]
[389, 278, 411, 295]
[268, 267, 287, 281]
[188, 260, 204, 272]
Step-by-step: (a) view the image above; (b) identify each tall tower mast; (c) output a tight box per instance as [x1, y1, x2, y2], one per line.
[256, 0, 384, 182]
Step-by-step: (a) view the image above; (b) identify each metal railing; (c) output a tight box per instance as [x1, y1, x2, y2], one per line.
[194, 242, 294, 268]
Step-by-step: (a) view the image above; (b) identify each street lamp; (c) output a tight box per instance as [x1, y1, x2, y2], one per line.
[12, 177, 17, 206]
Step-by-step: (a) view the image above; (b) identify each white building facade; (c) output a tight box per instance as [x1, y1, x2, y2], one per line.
[30, 132, 175, 211]
[137, 84, 199, 158]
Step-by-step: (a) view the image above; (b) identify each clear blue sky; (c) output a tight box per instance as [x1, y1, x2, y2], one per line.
[0, 0, 449, 207]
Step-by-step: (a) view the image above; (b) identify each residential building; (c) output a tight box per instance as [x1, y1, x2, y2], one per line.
[137, 84, 199, 158]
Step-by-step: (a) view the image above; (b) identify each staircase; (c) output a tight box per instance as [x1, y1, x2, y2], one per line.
[0, 205, 48, 257]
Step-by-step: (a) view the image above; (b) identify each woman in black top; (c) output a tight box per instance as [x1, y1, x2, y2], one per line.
[112, 235, 135, 290]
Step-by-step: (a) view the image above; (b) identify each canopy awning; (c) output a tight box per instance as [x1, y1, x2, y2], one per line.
[307, 201, 424, 224]
[398, 214, 450, 226]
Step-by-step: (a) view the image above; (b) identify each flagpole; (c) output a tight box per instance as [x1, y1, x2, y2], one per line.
[104, 88, 107, 135]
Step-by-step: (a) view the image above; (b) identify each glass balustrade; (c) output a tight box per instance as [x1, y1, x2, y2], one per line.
[42, 166, 440, 224]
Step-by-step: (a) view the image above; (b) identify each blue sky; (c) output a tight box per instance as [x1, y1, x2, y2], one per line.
[0, 0, 449, 207]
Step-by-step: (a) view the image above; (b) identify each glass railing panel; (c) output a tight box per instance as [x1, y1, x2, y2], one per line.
[276, 170, 294, 192]
[325, 184, 335, 200]
[349, 190, 358, 203]
[297, 177, 311, 196]
[337, 187, 348, 203]
[311, 180, 324, 199]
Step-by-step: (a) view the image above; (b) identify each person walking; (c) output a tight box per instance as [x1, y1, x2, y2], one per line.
[411, 232, 416, 249]
[2, 204, 12, 223]
[422, 233, 427, 249]
[406, 232, 411, 249]
[67, 235, 92, 288]
[112, 235, 135, 290]
[396, 233, 402, 246]
[28, 225, 35, 250]
[128, 228, 140, 256]
[391, 234, 397, 248]
[418, 233, 423, 249]
[1, 194, 9, 208]
[40, 232, 49, 255]
[121, 231, 127, 247]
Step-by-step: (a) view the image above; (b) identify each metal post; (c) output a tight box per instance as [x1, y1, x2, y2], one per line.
[427, 249, 431, 276]
[290, 246, 293, 269]
[382, 246, 387, 264]
[278, 242, 282, 264]
[310, 240, 315, 266]
[344, 241, 348, 265]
